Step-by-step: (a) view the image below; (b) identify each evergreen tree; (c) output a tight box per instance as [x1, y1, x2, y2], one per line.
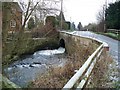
[77, 22, 83, 30]
[71, 22, 76, 30]
[105, 1, 120, 29]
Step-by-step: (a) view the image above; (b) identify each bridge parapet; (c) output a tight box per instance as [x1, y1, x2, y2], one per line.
[59, 31, 109, 52]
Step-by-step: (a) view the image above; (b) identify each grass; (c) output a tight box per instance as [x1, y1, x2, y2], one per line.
[113, 81, 120, 89]
[86, 50, 117, 88]
[1, 74, 21, 89]
[95, 32, 120, 40]
[103, 33, 119, 40]
[28, 54, 85, 88]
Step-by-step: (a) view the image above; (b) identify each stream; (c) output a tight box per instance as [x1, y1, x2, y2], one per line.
[3, 47, 66, 87]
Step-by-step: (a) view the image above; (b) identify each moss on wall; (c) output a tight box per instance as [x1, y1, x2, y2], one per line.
[2, 37, 59, 66]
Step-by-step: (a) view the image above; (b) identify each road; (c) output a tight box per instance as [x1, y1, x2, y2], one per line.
[73, 31, 119, 68]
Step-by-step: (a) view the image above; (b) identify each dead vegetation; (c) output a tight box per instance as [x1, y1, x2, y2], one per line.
[29, 54, 83, 88]
[86, 50, 114, 88]
[28, 41, 98, 88]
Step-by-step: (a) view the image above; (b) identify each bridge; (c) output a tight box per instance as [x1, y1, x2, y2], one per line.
[59, 31, 109, 53]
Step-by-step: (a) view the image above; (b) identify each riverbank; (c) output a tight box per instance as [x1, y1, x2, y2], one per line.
[2, 37, 59, 88]
[1, 74, 21, 88]
[28, 37, 99, 88]
[28, 49, 119, 89]
[2, 37, 59, 67]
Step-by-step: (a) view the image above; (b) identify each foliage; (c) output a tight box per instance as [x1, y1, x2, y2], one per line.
[105, 1, 120, 29]
[2, 36, 59, 65]
[113, 81, 120, 89]
[77, 22, 83, 30]
[97, 32, 120, 40]
[62, 22, 69, 30]
[32, 21, 59, 38]
[71, 22, 76, 30]
[2, 74, 21, 89]
[28, 17, 35, 30]
[65, 22, 71, 30]
[45, 15, 69, 31]
[45, 16, 57, 27]
[56, 12, 69, 30]
[84, 23, 97, 31]
[2, 3, 11, 43]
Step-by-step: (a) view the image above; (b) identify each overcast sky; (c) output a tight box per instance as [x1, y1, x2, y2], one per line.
[63, 0, 116, 26]
[17, 0, 116, 26]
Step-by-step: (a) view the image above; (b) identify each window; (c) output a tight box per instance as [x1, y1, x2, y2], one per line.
[10, 20, 16, 27]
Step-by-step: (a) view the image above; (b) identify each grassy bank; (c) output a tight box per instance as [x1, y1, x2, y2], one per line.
[2, 36, 59, 88]
[1, 74, 21, 89]
[2, 37, 59, 66]
[95, 32, 120, 41]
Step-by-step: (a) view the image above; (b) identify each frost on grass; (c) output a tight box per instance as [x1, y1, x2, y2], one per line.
[86, 50, 119, 88]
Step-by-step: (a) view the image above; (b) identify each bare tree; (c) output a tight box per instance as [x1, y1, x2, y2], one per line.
[20, 0, 39, 30]
[96, 5, 106, 32]
[20, 0, 60, 29]
[35, 0, 60, 22]
[97, 10, 104, 23]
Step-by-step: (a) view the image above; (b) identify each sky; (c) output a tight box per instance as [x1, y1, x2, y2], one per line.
[63, 0, 116, 26]
[17, 0, 116, 27]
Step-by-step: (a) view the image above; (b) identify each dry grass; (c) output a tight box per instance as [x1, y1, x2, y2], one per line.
[29, 54, 82, 88]
[86, 50, 114, 88]
[28, 41, 98, 88]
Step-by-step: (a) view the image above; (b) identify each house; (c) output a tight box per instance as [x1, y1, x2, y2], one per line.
[2, 2, 22, 33]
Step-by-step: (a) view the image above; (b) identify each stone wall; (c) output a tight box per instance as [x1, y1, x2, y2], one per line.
[59, 32, 100, 55]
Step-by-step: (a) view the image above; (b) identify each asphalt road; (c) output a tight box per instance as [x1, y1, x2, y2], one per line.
[73, 31, 119, 68]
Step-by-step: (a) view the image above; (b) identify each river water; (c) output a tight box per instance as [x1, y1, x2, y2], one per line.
[3, 47, 66, 87]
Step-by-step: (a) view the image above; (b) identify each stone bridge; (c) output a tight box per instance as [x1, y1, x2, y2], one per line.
[58, 31, 103, 54]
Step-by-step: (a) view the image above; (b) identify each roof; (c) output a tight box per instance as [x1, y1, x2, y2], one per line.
[12, 2, 23, 12]
[12, 0, 23, 12]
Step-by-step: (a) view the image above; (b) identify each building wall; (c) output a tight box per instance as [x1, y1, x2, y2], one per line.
[2, 2, 22, 32]
[9, 3, 22, 32]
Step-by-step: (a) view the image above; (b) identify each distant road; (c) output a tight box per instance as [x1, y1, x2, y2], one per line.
[73, 31, 119, 68]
